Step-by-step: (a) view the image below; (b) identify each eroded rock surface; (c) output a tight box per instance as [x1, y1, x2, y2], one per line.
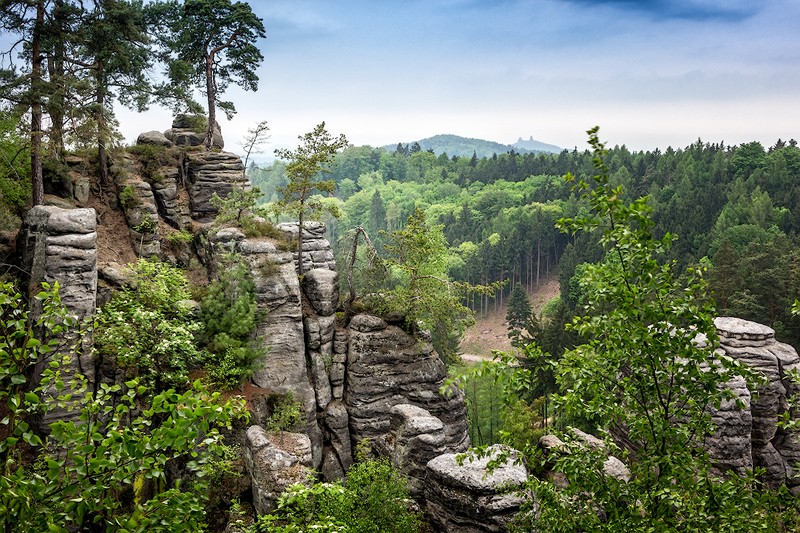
[244, 425, 313, 515]
[277, 222, 336, 272]
[425, 445, 528, 533]
[346, 314, 470, 453]
[185, 151, 246, 221]
[714, 317, 800, 488]
[20, 206, 98, 426]
[375, 404, 467, 498]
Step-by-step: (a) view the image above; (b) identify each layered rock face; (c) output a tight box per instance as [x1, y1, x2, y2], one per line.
[207, 228, 322, 464]
[425, 445, 528, 533]
[714, 317, 800, 489]
[185, 151, 247, 221]
[113, 158, 161, 257]
[277, 222, 336, 273]
[244, 425, 313, 515]
[19, 206, 98, 425]
[164, 113, 224, 148]
[346, 314, 470, 453]
[375, 404, 470, 498]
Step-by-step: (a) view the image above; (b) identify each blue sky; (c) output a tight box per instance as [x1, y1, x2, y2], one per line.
[120, 0, 800, 156]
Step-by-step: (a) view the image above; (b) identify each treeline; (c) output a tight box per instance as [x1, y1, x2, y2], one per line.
[255, 136, 800, 345]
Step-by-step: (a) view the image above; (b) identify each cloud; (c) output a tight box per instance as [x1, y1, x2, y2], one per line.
[560, 0, 759, 22]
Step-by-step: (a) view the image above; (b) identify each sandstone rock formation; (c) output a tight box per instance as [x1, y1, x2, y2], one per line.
[207, 228, 321, 467]
[375, 404, 469, 498]
[164, 114, 224, 149]
[425, 445, 528, 533]
[244, 425, 313, 515]
[19, 206, 98, 427]
[112, 156, 161, 257]
[136, 130, 172, 147]
[346, 314, 470, 453]
[714, 317, 800, 489]
[277, 222, 336, 273]
[185, 151, 247, 221]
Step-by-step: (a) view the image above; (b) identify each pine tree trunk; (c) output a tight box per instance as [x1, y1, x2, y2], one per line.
[205, 54, 216, 149]
[96, 63, 109, 188]
[30, 0, 45, 206]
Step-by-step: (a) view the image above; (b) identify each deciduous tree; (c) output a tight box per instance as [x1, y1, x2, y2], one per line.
[275, 122, 348, 275]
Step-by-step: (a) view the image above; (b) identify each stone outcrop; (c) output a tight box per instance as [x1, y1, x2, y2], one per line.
[375, 404, 468, 498]
[18, 134, 476, 523]
[20, 206, 98, 323]
[244, 425, 313, 515]
[164, 114, 224, 149]
[136, 130, 172, 147]
[425, 445, 528, 533]
[208, 228, 322, 466]
[19, 206, 98, 426]
[346, 314, 470, 454]
[714, 317, 800, 489]
[150, 166, 190, 230]
[277, 222, 336, 273]
[185, 151, 247, 221]
[113, 156, 161, 257]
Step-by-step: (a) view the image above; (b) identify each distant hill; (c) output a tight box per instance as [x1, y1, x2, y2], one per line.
[383, 134, 562, 158]
[512, 136, 563, 154]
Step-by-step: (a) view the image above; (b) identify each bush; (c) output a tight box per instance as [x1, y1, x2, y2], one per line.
[253, 457, 421, 533]
[94, 259, 202, 392]
[199, 255, 265, 389]
[264, 393, 304, 433]
[119, 184, 139, 209]
[128, 144, 177, 183]
[0, 280, 247, 532]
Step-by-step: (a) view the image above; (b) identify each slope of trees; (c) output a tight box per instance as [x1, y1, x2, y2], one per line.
[257, 134, 800, 347]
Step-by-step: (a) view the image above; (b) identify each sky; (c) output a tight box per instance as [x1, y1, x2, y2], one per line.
[118, 0, 800, 158]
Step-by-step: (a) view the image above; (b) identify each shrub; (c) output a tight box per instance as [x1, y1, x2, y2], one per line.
[0, 280, 247, 532]
[128, 144, 177, 183]
[264, 393, 304, 433]
[118, 184, 139, 209]
[253, 456, 421, 533]
[199, 255, 265, 389]
[94, 259, 201, 392]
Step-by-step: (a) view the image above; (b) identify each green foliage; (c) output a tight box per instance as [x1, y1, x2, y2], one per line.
[151, 0, 266, 145]
[119, 184, 139, 208]
[380, 208, 500, 362]
[211, 187, 263, 225]
[128, 143, 177, 183]
[513, 127, 759, 530]
[253, 457, 421, 533]
[264, 393, 304, 433]
[165, 228, 194, 245]
[275, 122, 349, 274]
[132, 216, 158, 234]
[178, 113, 208, 132]
[0, 280, 248, 532]
[95, 259, 201, 392]
[199, 255, 264, 389]
[0, 111, 30, 230]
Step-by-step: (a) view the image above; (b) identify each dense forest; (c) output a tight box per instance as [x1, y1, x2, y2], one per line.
[253, 135, 800, 348]
[3, 0, 800, 531]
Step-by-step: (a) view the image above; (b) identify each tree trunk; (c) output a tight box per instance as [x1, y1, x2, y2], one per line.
[47, 0, 66, 157]
[96, 62, 109, 188]
[30, 0, 45, 206]
[536, 239, 541, 286]
[205, 53, 216, 149]
[297, 204, 305, 276]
